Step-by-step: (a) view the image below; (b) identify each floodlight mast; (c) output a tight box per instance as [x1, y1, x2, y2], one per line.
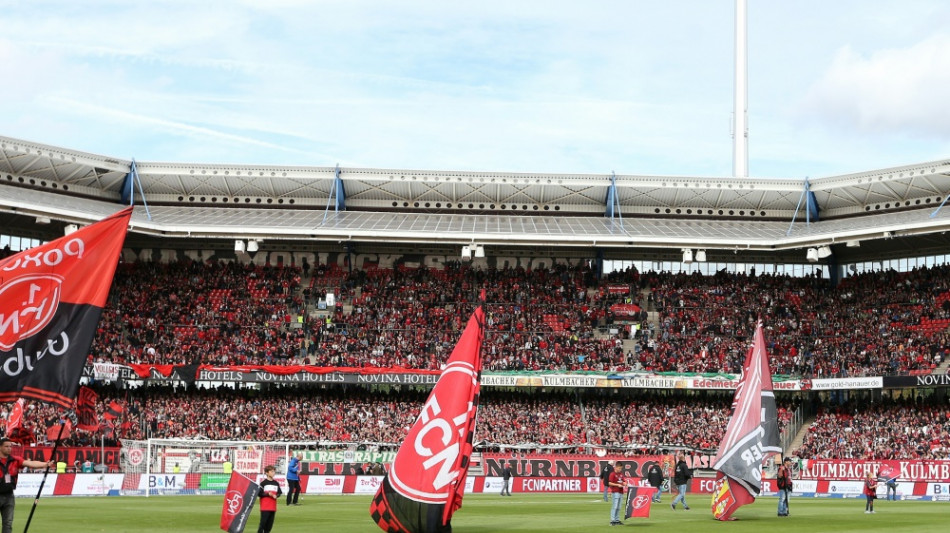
[733, 0, 748, 178]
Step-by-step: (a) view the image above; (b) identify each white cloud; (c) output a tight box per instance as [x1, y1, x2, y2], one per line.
[802, 33, 950, 136]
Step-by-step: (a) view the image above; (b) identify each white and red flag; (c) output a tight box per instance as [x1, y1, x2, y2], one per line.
[5, 398, 25, 435]
[370, 307, 484, 533]
[711, 321, 782, 520]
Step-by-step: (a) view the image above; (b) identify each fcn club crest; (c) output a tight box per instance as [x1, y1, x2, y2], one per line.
[0, 274, 63, 350]
[225, 490, 244, 515]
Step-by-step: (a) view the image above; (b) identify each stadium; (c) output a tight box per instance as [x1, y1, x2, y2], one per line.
[1, 2, 949, 532]
[0, 128, 948, 527]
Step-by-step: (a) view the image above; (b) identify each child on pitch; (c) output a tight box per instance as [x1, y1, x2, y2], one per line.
[863, 472, 878, 514]
[257, 465, 283, 532]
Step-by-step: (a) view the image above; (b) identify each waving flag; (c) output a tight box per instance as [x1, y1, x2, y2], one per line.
[103, 400, 124, 422]
[370, 307, 484, 533]
[5, 398, 25, 435]
[220, 471, 259, 533]
[46, 417, 73, 441]
[711, 321, 781, 521]
[0, 207, 133, 408]
[624, 486, 657, 518]
[76, 386, 99, 431]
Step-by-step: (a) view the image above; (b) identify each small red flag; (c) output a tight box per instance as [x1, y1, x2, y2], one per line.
[104, 400, 124, 421]
[221, 471, 259, 533]
[625, 486, 657, 518]
[46, 418, 72, 441]
[5, 398, 24, 436]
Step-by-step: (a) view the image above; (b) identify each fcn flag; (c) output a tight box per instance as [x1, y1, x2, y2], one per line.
[624, 486, 657, 519]
[220, 471, 259, 533]
[710, 321, 781, 520]
[0, 207, 133, 408]
[370, 307, 484, 533]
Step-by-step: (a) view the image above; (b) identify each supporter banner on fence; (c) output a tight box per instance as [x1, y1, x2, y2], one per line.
[234, 449, 263, 474]
[609, 303, 641, 316]
[800, 459, 950, 483]
[605, 285, 632, 295]
[300, 450, 397, 464]
[92, 362, 125, 381]
[12, 445, 121, 468]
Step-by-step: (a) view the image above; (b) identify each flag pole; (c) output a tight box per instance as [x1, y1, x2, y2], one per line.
[23, 413, 71, 533]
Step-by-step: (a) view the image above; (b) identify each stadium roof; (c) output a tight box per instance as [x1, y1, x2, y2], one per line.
[2, 134, 950, 263]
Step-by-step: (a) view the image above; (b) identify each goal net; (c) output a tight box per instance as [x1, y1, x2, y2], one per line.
[119, 439, 309, 496]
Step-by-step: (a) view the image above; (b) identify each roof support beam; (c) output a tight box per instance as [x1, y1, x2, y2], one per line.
[605, 171, 624, 230]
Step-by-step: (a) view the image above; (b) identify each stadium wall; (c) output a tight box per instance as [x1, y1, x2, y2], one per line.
[13, 473, 950, 501]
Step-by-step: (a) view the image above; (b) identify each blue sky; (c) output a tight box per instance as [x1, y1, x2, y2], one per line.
[3, 0, 950, 178]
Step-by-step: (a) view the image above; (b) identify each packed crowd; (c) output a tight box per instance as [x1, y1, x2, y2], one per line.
[4, 387, 797, 455]
[647, 266, 950, 376]
[84, 258, 950, 379]
[92, 261, 307, 366]
[5, 386, 947, 460]
[795, 397, 950, 460]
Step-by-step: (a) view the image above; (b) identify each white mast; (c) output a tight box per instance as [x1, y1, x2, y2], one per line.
[733, 0, 748, 177]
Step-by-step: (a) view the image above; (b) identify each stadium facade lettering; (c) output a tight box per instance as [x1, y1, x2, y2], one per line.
[16, 446, 122, 467]
[801, 460, 950, 483]
[481, 453, 716, 478]
[883, 374, 950, 388]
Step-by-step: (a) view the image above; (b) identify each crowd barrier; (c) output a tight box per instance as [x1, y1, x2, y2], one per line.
[13, 474, 950, 501]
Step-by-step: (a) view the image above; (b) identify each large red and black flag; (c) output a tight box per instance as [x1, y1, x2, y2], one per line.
[76, 386, 99, 431]
[370, 307, 484, 533]
[0, 207, 133, 408]
[220, 471, 259, 533]
[710, 320, 781, 520]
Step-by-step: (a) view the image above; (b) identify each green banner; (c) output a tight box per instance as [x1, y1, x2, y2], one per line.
[299, 450, 397, 463]
[201, 474, 231, 490]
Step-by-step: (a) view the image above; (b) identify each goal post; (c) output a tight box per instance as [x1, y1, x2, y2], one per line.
[119, 439, 312, 496]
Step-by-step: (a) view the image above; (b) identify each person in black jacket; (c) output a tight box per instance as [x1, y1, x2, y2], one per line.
[600, 461, 614, 502]
[670, 452, 692, 510]
[500, 463, 512, 496]
[647, 462, 665, 503]
[776, 456, 793, 517]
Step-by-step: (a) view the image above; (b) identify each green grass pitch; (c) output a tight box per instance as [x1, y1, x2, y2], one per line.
[15, 494, 947, 532]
